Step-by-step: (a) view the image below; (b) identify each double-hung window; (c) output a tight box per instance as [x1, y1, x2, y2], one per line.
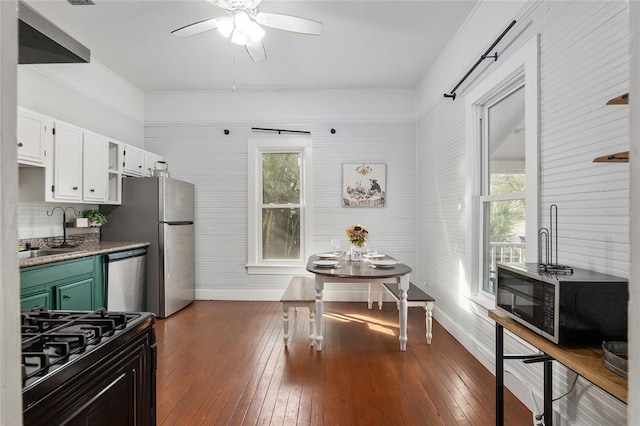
[465, 36, 539, 303]
[247, 137, 313, 274]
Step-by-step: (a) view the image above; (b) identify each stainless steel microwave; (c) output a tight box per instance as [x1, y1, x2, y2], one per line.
[496, 263, 628, 345]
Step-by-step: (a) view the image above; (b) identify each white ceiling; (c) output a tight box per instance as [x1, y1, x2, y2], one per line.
[25, 0, 478, 93]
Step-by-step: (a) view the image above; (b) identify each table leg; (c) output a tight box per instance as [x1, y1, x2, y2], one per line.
[496, 323, 504, 426]
[425, 301, 434, 344]
[314, 275, 324, 351]
[399, 275, 409, 351]
[308, 303, 316, 347]
[283, 305, 289, 348]
[367, 283, 373, 309]
[544, 360, 553, 425]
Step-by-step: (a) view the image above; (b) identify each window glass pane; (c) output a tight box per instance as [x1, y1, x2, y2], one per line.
[482, 199, 526, 294]
[487, 86, 525, 195]
[262, 153, 300, 204]
[262, 208, 300, 259]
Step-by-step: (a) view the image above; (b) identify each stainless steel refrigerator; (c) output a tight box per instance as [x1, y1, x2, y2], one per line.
[101, 177, 195, 318]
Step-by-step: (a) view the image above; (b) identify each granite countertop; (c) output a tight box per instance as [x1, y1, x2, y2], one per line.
[19, 241, 150, 269]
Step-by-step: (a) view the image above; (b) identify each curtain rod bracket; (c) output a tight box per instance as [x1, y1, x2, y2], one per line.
[482, 52, 499, 61]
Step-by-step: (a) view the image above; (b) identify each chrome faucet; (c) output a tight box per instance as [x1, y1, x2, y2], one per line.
[47, 206, 80, 247]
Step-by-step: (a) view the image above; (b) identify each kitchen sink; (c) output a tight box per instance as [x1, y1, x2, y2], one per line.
[19, 248, 86, 260]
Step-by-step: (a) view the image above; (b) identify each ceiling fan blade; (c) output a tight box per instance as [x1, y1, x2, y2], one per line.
[171, 18, 220, 37]
[255, 12, 323, 35]
[246, 40, 266, 62]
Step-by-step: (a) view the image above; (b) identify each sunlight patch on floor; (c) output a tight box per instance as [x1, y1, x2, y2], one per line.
[324, 311, 397, 336]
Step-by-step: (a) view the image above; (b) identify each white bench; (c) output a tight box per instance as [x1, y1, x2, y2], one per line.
[368, 282, 435, 344]
[280, 276, 316, 348]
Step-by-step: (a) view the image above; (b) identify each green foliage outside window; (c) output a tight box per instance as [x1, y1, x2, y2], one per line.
[489, 173, 525, 243]
[262, 153, 302, 260]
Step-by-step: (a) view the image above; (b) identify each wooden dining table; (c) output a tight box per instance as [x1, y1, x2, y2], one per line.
[306, 254, 412, 351]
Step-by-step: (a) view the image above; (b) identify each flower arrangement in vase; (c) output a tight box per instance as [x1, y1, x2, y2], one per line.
[345, 224, 368, 261]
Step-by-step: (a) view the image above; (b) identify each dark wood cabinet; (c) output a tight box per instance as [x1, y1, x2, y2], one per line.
[23, 316, 156, 425]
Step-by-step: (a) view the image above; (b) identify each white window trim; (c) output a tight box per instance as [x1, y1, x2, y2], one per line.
[464, 35, 540, 309]
[247, 136, 313, 275]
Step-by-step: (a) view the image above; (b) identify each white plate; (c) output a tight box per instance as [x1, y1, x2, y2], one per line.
[363, 253, 385, 259]
[370, 260, 396, 268]
[313, 260, 339, 267]
[317, 253, 339, 259]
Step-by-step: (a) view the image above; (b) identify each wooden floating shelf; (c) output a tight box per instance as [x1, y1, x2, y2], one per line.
[593, 151, 629, 163]
[606, 93, 628, 105]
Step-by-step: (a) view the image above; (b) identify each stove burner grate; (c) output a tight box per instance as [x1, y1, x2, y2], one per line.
[20, 307, 141, 387]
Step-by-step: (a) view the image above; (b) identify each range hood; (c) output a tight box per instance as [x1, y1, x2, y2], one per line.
[19, 1, 90, 64]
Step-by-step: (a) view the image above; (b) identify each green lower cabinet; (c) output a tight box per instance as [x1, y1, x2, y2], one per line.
[20, 255, 105, 311]
[56, 278, 95, 310]
[21, 291, 52, 310]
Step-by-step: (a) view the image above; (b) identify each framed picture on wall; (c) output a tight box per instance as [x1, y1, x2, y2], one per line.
[342, 163, 386, 207]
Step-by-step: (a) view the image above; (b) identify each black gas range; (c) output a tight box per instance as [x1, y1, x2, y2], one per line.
[21, 307, 157, 425]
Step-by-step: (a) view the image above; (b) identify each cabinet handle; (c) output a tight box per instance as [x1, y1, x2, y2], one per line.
[72, 187, 78, 191]
[90, 188, 95, 192]
[63, 294, 72, 299]
[17, 142, 23, 147]
[138, 165, 142, 168]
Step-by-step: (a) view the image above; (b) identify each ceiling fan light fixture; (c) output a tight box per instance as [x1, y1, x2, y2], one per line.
[217, 16, 234, 37]
[247, 21, 265, 42]
[233, 10, 252, 32]
[230, 28, 247, 45]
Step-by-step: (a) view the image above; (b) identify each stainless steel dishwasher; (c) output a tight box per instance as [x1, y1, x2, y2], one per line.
[106, 247, 147, 312]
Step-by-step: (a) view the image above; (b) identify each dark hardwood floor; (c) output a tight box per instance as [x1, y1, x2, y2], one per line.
[155, 301, 531, 425]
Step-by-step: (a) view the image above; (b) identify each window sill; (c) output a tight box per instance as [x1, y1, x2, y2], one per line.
[246, 264, 309, 275]
[467, 292, 496, 311]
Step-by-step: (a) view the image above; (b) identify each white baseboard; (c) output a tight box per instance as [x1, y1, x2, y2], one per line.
[432, 307, 536, 414]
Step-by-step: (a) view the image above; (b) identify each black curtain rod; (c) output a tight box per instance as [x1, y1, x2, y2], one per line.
[443, 19, 517, 101]
[251, 127, 311, 135]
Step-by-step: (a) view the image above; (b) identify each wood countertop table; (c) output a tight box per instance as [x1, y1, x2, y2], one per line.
[489, 309, 627, 425]
[306, 254, 412, 351]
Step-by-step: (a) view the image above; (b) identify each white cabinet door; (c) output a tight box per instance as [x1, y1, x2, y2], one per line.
[122, 144, 145, 176]
[17, 108, 52, 167]
[106, 140, 123, 205]
[144, 152, 163, 176]
[51, 122, 83, 202]
[82, 132, 107, 203]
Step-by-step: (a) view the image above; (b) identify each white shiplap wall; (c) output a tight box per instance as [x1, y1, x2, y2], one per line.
[417, 1, 628, 424]
[17, 201, 97, 240]
[144, 119, 416, 301]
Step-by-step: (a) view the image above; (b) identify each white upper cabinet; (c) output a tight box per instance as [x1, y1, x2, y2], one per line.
[82, 131, 108, 203]
[17, 108, 52, 167]
[50, 121, 83, 202]
[122, 144, 145, 176]
[106, 140, 123, 205]
[144, 151, 163, 176]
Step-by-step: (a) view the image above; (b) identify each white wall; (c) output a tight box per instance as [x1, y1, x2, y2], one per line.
[144, 89, 417, 301]
[416, 1, 629, 424]
[0, 0, 22, 422]
[628, 1, 639, 423]
[18, 61, 144, 146]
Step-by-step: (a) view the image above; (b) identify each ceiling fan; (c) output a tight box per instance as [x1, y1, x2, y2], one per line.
[171, 0, 323, 62]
